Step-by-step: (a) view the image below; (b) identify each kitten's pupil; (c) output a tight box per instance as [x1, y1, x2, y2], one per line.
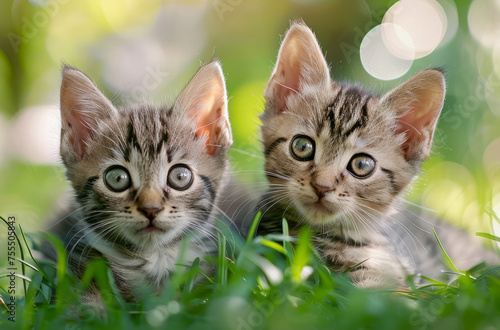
[168, 165, 193, 191]
[348, 154, 376, 178]
[104, 166, 131, 192]
[291, 135, 315, 161]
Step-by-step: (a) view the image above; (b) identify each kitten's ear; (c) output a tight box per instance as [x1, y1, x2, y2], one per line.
[265, 21, 330, 115]
[381, 69, 446, 161]
[60, 65, 116, 159]
[176, 61, 232, 155]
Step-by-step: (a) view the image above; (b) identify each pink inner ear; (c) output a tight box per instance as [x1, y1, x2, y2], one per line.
[396, 98, 440, 160]
[273, 61, 301, 114]
[195, 96, 222, 155]
[67, 108, 92, 159]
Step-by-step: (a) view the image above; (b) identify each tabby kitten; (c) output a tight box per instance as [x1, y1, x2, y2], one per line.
[257, 22, 446, 287]
[55, 61, 232, 301]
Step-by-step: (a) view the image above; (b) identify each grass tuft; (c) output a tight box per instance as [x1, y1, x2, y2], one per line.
[1, 217, 500, 329]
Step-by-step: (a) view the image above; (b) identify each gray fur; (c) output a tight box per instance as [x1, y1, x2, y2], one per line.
[256, 22, 497, 288]
[53, 62, 232, 301]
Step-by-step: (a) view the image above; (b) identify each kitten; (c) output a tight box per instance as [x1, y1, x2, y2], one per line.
[256, 22, 447, 288]
[52, 61, 232, 301]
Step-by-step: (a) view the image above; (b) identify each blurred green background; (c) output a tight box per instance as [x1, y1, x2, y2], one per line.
[0, 0, 499, 243]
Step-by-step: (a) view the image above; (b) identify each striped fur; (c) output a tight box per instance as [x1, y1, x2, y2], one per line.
[258, 22, 446, 287]
[55, 62, 232, 301]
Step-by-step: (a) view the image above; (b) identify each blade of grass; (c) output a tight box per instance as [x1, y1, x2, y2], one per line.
[476, 265, 500, 281]
[282, 218, 295, 261]
[218, 232, 227, 284]
[26, 272, 48, 306]
[344, 259, 369, 273]
[1, 216, 27, 296]
[291, 227, 311, 283]
[0, 296, 7, 310]
[253, 256, 283, 285]
[476, 232, 500, 243]
[0, 284, 7, 295]
[420, 276, 448, 285]
[485, 207, 500, 224]
[15, 258, 38, 272]
[40, 233, 67, 284]
[183, 258, 200, 294]
[282, 218, 289, 236]
[433, 228, 458, 273]
[259, 238, 286, 254]
[0, 273, 32, 282]
[19, 227, 53, 286]
[246, 211, 262, 243]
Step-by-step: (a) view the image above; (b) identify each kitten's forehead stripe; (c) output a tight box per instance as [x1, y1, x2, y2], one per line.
[341, 93, 370, 139]
[322, 87, 343, 137]
[124, 120, 143, 162]
[166, 148, 173, 162]
[323, 86, 372, 141]
[265, 137, 287, 156]
[156, 129, 169, 157]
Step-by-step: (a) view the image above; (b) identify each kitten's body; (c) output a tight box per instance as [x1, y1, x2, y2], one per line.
[51, 62, 232, 301]
[253, 22, 498, 287]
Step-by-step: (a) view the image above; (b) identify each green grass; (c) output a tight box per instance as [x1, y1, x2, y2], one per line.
[1, 214, 500, 330]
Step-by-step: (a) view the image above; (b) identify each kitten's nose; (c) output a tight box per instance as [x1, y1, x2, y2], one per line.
[311, 182, 334, 198]
[138, 205, 164, 221]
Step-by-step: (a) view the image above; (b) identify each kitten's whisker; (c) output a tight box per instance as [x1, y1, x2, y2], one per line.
[356, 203, 428, 258]
[272, 80, 314, 115]
[230, 148, 263, 159]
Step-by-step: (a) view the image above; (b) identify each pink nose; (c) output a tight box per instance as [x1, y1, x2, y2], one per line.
[311, 182, 334, 198]
[138, 205, 164, 221]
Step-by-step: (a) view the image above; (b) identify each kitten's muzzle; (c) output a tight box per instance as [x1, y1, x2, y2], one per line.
[138, 205, 164, 221]
[311, 182, 334, 199]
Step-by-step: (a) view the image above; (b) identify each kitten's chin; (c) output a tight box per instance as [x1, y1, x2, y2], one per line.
[295, 200, 347, 227]
[127, 221, 183, 246]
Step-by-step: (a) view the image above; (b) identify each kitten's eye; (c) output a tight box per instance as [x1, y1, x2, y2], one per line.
[348, 154, 376, 178]
[104, 166, 132, 192]
[290, 135, 315, 161]
[168, 165, 193, 191]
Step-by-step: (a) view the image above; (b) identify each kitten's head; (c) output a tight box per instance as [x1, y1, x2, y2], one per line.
[261, 22, 445, 234]
[60, 61, 232, 250]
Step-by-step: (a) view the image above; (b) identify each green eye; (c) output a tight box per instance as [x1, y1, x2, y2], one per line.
[104, 166, 132, 192]
[168, 165, 193, 191]
[290, 135, 315, 161]
[348, 154, 376, 178]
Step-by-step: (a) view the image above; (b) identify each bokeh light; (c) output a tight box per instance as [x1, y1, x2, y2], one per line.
[485, 73, 500, 117]
[360, 23, 413, 80]
[100, 0, 162, 35]
[483, 137, 500, 176]
[382, 0, 447, 59]
[99, 5, 208, 99]
[468, 0, 500, 49]
[11, 105, 60, 164]
[438, 0, 458, 46]
[421, 161, 485, 231]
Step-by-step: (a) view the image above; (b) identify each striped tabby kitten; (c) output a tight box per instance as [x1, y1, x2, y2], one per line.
[56, 61, 232, 301]
[257, 22, 446, 287]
